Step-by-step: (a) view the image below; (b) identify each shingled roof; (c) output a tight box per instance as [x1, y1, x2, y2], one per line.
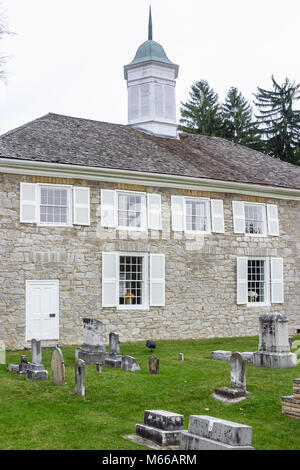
[1, 112, 300, 190]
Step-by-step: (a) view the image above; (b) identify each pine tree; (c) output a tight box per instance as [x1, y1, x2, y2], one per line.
[254, 75, 300, 164]
[179, 80, 222, 136]
[221, 87, 261, 149]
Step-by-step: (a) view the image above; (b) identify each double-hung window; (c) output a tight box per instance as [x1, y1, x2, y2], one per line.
[102, 252, 165, 309]
[20, 182, 90, 226]
[118, 192, 146, 229]
[171, 196, 224, 233]
[232, 201, 279, 236]
[185, 198, 209, 232]
[237, 257, 284, 305]
[40, 186, 71, 225]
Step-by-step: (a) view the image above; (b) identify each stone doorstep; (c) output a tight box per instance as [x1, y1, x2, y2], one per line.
[135, 424, 182, 446]
[179, 431, 254, 450]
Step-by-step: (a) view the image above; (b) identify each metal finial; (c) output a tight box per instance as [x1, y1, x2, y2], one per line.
[148, 5, 153, 40]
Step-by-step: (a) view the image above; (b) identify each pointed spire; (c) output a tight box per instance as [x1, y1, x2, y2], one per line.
[148, 5, 153, 40]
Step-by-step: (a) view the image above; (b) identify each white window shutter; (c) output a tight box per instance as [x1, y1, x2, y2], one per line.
[267, 204, 279, 236]
[150, 254, 165, 307]
[211, 199, 225, 233]
[171, 196, 184, 231]
[271, 258, 284, 303]
[147, 194, 162, 230]
[237, 257, 248, 304]
[102, 252, 118, 307]
[73, 187, 90, 225]
[20, 182, 38, 223]
[101, 190, 117, 227]
[232, 201, 245, 233]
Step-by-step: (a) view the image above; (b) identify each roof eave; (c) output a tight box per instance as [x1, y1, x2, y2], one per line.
[1, 157, 300, 201]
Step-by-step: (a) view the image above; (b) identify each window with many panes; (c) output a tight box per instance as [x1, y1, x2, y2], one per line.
[247, 259, 266, 303]
[185, 198, 210, 233]
[39, 186, 71, 225]
[119, 256, 144, 306]
[244, 203, 266, 235]
[118, 192, 146, 229]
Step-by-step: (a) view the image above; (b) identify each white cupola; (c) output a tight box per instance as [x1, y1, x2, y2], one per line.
[124, 7, 179, 139]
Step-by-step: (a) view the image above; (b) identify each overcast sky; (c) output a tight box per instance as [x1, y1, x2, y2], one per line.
[0, 0, 299, 135]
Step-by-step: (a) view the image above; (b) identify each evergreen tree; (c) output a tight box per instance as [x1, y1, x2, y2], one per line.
[254, 75, 300, 164]
[179, 80, 222, 136]
[221, 87, 261, 149]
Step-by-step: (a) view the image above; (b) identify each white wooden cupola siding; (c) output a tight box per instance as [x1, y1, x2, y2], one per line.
[102, 252, 165, 308]
[232, 201, 279, 236]
[20, 182, 90, 226]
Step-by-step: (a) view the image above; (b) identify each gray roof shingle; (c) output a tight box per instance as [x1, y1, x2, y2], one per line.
[1, 112, 300, 190]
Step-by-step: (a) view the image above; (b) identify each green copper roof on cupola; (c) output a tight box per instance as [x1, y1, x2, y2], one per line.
[130, 6, 174, 65]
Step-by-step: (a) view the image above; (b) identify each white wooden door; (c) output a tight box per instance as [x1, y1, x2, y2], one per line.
[26, 280, 59, 341]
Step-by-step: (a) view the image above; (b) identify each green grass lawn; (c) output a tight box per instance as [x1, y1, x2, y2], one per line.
[1, 336, 300, 450]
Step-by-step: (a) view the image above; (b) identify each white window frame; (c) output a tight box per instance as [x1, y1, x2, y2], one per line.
[244, 202, 267, 237]
[116, 190, 147, 231]
[116, 252, 149, 311]
[37, 183, 73, 227]
[183, 196, 211, 234]
[246, 257, 270, 307]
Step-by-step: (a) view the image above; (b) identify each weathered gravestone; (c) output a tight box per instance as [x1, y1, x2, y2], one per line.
[121, 355, 141, 372]
[77, 318, 106, 365]
[51, 346, 65, 386]
[26, 339, 48, 381]
[104, 332, 122, 368]
[253, 313, 296, 368]
[136, 410, 184, 446]
[8, 355, 29, 375]
[75, 359, 85, 396]
[149, 355, 159, 374]
[179, 415, 254, 450]
[213, 352, 249, 403]
[281, 378, 300, 419]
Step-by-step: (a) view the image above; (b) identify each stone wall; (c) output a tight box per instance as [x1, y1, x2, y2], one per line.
[1, 172, 300, 350]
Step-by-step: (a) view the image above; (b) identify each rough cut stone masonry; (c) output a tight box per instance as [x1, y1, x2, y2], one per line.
[1, 172, 300, 350]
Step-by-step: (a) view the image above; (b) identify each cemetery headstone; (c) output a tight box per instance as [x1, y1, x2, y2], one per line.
[136, 410, 184, 446]
[18, 354, 30, 375]
[149, 355, 159, 374]
[75, 359, 85, 396]
[179, 415, 254, 450]
[77, 318, 106, 365]
[26, 339, 48, 381]
[96, 363, 102, 373]
[121, 355, 141, 372]
[104, 332, 122, 368]
[213, 352, 249, 403]
[281, 378, 300, 419]
[51, 346, 65, 386]
[178, 353, 184, 361]
[253, 313, 296, 368]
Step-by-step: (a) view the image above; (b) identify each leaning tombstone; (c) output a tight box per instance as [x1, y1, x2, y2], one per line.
[121, 355, 141, 372]
[212, 352, 249, 403]
[104, 332, 122, 368]
[77, 318, 106, 365]
[149, 355, 159, 374]
[51, 346, 65, 386]
[26, 339, 48, 381]
[136, 410, 184, 446]
[179, 415, 254, 450]
[253, 313, 296, 368]
[75, 359, 85, 396]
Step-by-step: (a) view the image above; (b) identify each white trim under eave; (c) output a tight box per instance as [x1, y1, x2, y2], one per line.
[1, 157, 300, 201]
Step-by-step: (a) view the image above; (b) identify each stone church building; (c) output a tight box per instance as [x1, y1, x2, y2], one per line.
[1, 12, 300, 350]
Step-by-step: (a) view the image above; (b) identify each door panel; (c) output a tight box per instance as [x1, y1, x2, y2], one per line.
[26, 280, 59, 341]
